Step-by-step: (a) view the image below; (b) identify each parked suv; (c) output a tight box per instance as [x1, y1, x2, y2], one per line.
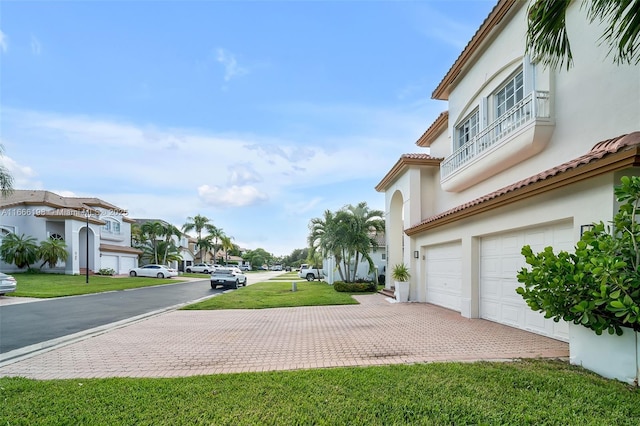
[210, 267, 248, 289]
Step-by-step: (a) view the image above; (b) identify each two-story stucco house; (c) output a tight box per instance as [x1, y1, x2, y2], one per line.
[0, 190, 141, 275]
[376, 0, 639, 342]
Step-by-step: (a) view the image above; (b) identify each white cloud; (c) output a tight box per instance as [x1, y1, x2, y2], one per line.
[197, 184, 268, 208]
[216, 48, 248, 82]
[30, 35, 41, 55]
[228, 165, 262, 186]
[0, 30, 7, 53]
[0, 153, 40, 189]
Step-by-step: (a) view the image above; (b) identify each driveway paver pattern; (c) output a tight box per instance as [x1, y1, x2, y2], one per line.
[0, 294, 568, 379]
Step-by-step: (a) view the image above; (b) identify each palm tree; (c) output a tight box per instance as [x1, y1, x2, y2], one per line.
[182, 214, 217, 263]
[140, 220, 164, 264]
[208, 226, 225, 265]
[308, 203, 384, 283]
[343, 202, 385, 282]
[220, 235, 235, 264]
[38, 239, 69, 269]
[0, 144, 14, 197]
[308, 209, 349, 281]
[160, 223, 182, 265]
[526, 0, 640, 70]
[195, 236, 214, 263]
[0, 233, 38, 269]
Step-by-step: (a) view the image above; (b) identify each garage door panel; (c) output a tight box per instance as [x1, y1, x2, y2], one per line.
[501, 305, 522, 327]
[480, 222, 572, 342]
[120, 257, 135, 274]
[425, 242, 462, 312]
[101, 255, 117, 271]
[481, 257, 500, 276]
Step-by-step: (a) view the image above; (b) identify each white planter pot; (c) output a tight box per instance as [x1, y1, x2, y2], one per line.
[394, 281, 410, 303]
[569, 324, 639, 385]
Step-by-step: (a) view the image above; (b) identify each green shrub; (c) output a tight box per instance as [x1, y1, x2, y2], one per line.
[96, 268, 116, 276]
[333, 280, 377, 293]
[517, 176, 640, 336]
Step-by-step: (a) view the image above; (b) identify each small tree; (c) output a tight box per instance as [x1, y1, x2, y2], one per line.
[38, 238, 69, 269]
[0, 233, 38, 269]
[517, 176, 640, 336]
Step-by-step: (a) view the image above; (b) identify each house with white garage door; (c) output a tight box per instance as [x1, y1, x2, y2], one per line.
[375, 0, 639, 342]
[0, 190, 141, 275]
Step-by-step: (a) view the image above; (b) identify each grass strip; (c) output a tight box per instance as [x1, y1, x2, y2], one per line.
[9, 273, 187, 298]
[2, 360, 639, 425]
[182, 280, 360, 310]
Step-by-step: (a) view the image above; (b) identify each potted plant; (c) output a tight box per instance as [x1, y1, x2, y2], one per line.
[392, 263, 411, 302]
[516, 176, 640, 384]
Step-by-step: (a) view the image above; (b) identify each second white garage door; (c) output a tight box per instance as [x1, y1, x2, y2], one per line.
[480, 221, 573, 341]
[425, 241, 462, 312]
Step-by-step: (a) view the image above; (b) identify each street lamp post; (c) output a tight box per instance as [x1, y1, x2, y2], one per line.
[86, 210, 90, 284]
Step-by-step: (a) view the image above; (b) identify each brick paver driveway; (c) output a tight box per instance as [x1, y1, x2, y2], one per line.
[0, 294, 568, 379]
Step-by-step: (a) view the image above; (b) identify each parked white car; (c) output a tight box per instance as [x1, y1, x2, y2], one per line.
[185, 263, 216, 274]
[129, 264, 178, 279]
[0, 272, 17, 295]
[210, 267, 247, 289]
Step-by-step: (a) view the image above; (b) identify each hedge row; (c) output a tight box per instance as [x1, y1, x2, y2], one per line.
[333, 281, 377, 293]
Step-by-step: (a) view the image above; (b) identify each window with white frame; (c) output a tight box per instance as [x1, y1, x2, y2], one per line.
[495, 70, 524, 119]
[102, 219, 121, 234]
[455, 109, 479, 149]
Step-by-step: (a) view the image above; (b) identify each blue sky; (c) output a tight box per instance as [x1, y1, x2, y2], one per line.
[0, 0, 495, 256]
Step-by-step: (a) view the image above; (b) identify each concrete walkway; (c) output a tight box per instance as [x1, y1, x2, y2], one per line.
[0, 294, 568, 379]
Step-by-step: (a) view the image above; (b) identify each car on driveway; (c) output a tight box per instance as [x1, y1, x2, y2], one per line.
[185, 263, 216, 273]
[0, 272, 17, 295]
[210, 267, 247, 289]
[129, 264, 178, 279]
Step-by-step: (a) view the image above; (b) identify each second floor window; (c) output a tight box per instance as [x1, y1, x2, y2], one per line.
[103, 219, 121, 234]
[495, 70, 524, 119]
[456, 110, 479, 149]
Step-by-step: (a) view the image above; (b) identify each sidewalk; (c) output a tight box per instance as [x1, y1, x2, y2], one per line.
[0, 294, 568, 379]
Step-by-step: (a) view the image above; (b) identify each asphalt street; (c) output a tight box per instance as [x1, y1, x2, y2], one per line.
[0, 270, 283, 360]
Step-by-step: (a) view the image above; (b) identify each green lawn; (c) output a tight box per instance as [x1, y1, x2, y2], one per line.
[2, 359, 639, 425]
[5, 275, 639, 424]
[9, 272, 188, 298]
[182, 280, 360, 310]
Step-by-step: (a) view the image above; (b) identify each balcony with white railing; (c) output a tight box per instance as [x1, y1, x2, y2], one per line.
[440, 91, 554, 192]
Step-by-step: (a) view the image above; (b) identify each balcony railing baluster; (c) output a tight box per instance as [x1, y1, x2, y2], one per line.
[441, 90, 549, 180]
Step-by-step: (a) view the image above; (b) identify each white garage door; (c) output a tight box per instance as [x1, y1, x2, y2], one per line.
[425, 241, 462, 312]
[101, 255, 118, 272]
[480, 222, 573, 341]
[120, 257, 136, 274]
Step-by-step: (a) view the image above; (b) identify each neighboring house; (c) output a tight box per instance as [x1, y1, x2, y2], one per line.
[375, 0, 639, 342]
[0, 190, 141, 275]
[323, 233, 386, 284]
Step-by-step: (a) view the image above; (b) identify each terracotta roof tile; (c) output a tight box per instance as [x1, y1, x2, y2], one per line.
[375, 154, 443, 192]
[407, 132, 640, 232]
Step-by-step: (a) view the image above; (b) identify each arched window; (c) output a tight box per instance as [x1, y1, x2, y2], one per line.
[50, 233, 64, 241]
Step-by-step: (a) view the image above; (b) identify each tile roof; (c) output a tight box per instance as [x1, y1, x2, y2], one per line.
[0, 190, 125, 212]
[416, 111, 448, 148]
[406, 131, 640, 235]
[375, 154, 443, 192]
[432, 0, 520, 100]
